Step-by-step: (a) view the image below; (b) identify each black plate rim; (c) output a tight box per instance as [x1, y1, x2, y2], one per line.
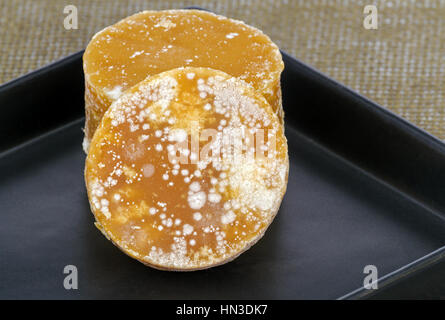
[280, 50, 445, 153]
[0, 51, 84, 94]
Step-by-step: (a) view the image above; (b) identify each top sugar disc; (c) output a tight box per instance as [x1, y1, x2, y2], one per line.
[83, 9, 284, 150]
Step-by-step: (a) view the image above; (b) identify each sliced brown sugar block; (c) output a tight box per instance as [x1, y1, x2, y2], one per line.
[85, 67, 289, 270]
[82, 9, 284, 152]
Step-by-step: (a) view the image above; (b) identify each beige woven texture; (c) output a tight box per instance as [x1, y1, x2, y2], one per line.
[1, 0, 444, 139]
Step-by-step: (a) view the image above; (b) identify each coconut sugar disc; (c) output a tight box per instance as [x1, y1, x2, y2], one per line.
[85, 67, 288, 270]
[82, 9, 284, 151]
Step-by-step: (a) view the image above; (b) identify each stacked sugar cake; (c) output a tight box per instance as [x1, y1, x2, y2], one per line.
[83, 10, 288, 270]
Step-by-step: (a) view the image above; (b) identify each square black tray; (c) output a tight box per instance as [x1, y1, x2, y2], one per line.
[1, 48, 445, 299]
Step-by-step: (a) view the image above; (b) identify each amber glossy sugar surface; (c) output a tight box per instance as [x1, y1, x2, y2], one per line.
[83, 9, 284, 151]
[85, 67, 288, 270]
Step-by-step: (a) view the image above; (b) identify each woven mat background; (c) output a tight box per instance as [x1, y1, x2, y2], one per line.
[1, 0, 444, 139]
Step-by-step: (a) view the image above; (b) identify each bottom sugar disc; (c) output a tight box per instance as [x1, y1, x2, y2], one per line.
[85, 67, 289, 270]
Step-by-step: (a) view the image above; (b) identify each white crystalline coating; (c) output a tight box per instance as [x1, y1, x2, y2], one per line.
[108, 76, 178, 128]
[189, 182, 201, 192]
[145, 237, 190, 268]
[226, 32, 239, 39]
[82, 138, 90, 152]
[188, 191, 206, 210]
[183, 224, 194, 235]
[169, 129, 187, 142]
[164, 218, 173, 227]
[154, 17, 176, 30]
[226, 158, 286, 212]
[193, 212, 202, 221]
[105, 85, 123, 100]
[130, 50, 144, 59]
[186, 72, 195, 79]
[142, 164, 155, 177]
[221, 211, 236, 224]
[101, 207, 111, 219]
[190, 153, 198, 162]
[208, 193, 221, 203]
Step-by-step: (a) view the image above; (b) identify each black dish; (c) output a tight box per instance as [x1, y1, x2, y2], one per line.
[0, 49, 444, 299]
